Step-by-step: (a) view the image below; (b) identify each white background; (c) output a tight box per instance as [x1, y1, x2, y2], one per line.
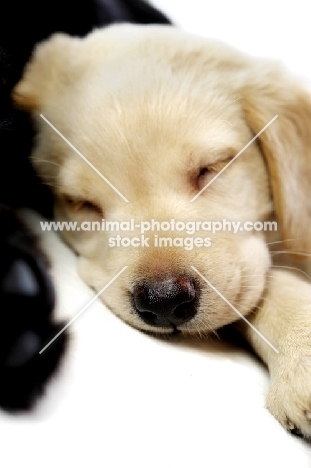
[1, 1, 311, 467]
[156, 0, 311, 85]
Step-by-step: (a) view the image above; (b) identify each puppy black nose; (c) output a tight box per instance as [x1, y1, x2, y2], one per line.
[133, 277, 197, 327]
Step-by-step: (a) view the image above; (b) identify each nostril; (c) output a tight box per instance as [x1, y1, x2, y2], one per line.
[133, 285, 151, 313]
[138, 311, 158, 325]
[136, 308, 174, 328]
[173, 301, 196, 321]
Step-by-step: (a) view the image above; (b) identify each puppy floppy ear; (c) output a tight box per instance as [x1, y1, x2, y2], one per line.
[242, 65, 311, 258]
[12, 33, 80, 110]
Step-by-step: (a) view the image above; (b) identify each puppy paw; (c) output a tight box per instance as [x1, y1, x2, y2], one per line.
[0, 206, 68, 410]
[267, 354, 311, 438]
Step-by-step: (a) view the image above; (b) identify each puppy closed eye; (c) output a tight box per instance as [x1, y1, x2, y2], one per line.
[196, 156, 235, 190]
[197, 167, 216, 189]
[63, 195, 103, 216]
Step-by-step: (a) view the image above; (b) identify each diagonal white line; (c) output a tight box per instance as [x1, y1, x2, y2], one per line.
[191, 266, 279, 354]
[39, 266, 128, 354]
[40, 114, 129, 203]
[190, 115, 278, 203]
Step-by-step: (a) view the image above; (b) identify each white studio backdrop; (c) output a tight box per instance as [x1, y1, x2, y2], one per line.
[155, 0, 311, 84]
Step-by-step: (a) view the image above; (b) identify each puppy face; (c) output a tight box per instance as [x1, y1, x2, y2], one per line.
[13, 25, 311, 335]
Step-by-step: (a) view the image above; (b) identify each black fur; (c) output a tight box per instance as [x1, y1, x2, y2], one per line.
[0, 0, 170, 411]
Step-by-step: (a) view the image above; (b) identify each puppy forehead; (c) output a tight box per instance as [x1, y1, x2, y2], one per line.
[58, 102, 243, 190]
[56, 84, 244, 164]
[52, 25, 248, 140]
[54, 90, 248, 202]
[49, 25, 252, 195]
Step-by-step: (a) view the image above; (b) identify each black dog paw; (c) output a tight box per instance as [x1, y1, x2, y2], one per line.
[0, 206, 68, 411]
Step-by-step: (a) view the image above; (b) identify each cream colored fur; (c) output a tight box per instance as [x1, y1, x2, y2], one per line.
[13, 24, 311, 436]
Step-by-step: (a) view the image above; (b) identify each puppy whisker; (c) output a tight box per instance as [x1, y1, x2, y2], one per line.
[271, 265, 311, 282]
[271, 250, 311, 257]
[266, 238, 302, 246]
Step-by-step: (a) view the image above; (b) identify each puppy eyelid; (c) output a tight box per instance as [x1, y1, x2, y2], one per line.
[195, 153, 235, 190]
[198, 167, 210, 177]
[203, 154, 235, 172]
[62, 194, 103, 215]
[197, 166, 215, 179]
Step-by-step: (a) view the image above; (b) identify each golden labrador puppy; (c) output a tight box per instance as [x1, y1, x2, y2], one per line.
[13, 25, 311, 436]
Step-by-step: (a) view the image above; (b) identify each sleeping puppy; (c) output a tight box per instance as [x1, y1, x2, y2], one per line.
[13, 25, 311, 436]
